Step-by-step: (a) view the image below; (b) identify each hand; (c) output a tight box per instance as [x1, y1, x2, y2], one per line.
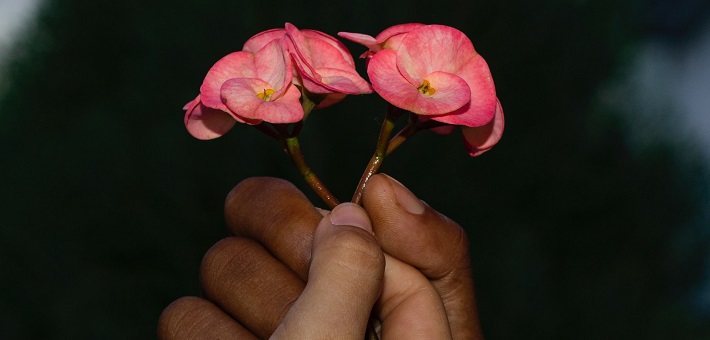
[158, 175, 483, 339]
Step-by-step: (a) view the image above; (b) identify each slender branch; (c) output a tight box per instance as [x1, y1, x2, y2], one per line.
[301, 98, 317, 121]
[385, 122, 418, 156]
[386, 116, 449, 156]
[351, 106, 402, 205]
[285, 136, 340, 209]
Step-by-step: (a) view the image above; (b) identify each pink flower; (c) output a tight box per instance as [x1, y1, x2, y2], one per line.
[341, 24, 503, 155]
[184, 39, 303, 139]
[340, 24, 498, 128]
[243, 23, 372, 108]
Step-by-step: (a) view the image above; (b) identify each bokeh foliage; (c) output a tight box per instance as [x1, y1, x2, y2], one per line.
[1, 0, 708, 338]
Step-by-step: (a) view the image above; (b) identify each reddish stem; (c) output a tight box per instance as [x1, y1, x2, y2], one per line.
[285, 136, 340, 209]
[351, 106, 402, 205]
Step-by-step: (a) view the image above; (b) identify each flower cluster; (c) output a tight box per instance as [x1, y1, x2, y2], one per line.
[184, 23, 505, 206]
[184, 23, 372, 140]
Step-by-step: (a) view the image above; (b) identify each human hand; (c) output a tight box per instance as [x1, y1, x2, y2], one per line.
[158, 175, 482, 339]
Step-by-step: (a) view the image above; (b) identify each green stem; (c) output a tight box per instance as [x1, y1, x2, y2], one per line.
[285, 136, 340, 209]
[351, 106, 402, 205]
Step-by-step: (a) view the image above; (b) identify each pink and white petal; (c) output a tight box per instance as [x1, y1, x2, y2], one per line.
[367, 50, 419, 93]
[310, 41, 358, 72]
[254, 39, 291, 98]
[303, 29, 356, 67]
[251, 84, 304, 123]
[242, 28, 285, 52]
[183, 95, 200, 111]
[220, 77, 268, 121]
[367, 50, 418, 104]
[292, 52, 371, 95]
[439, 54, 496, 127]
[184, 97, 237, 140]
[290, 51, 321, 85]
[396, 25, 476, 82]
[375, 23, 424, 43]
[297, 70, 334, 94]
[462, 99, 504, 156]
[290, 27, 357, 73]
[285, 23, 316, 68]
[311, 67, 372, 94]
[200, 52, 256, 110]
[337, 32, 379, 51]
[369, 51, 466, 114]
[284, 26, 319, 81]
[376, 23, 424, 51]
[416, 71, 471, 114]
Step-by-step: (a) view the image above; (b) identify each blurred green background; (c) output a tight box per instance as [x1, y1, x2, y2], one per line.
[1, 0, 709, 338]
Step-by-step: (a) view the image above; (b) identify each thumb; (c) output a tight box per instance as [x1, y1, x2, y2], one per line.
[270, 203, 385, 339]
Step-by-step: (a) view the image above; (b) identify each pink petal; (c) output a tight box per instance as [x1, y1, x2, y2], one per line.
[339, 24, 424, 52]
[221, 78, 303, 124]
[286, 23, 371, 94]
[200, 52, 256, 111]
[462, 99, 504, 156]
[287, 24, 352, 70]
[458, 54, 497, 122]
[289, 50, 322, 85]
[302, 28, 356, 68]
[285, 25, 321, 80]
[254, 39, 291, 99]
[298, 66, 372, 94]
[252, 84, 304, 123]
[220, 78, 266, 122]
[375, 23, 424, 50]
[183, 95, 237, 140]
[431, 54, 496, 127]
[396, 25, 476, 84]
[368, 50, 469, 115]
[418, 71, 471, 114]
[368, 50, 419, 105]
[337, 32, 378, 51]
[375, 23, 424, 42]
[242, 28, 285, 52]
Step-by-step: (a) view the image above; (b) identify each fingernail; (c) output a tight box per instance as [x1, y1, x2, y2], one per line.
[329, 203, 374, 234]
[382, 174, 425, 215]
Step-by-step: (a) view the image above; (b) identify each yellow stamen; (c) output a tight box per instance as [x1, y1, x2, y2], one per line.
[417, 79, 436, 96]
[257, 88, 275, 101]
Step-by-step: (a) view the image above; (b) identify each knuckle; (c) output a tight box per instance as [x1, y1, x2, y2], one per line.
[157, 297, 205, 339]
[200, 238, 260, 290]
[226, 177, 295, 209]
[320, 229, 385, 276]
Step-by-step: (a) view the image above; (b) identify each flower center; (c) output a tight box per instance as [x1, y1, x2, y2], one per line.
[417, 79, 436, 96]
[257, 88, 275, 101]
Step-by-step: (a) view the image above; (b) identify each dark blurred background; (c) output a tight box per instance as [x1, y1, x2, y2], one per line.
[1, 0, 709, 338]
